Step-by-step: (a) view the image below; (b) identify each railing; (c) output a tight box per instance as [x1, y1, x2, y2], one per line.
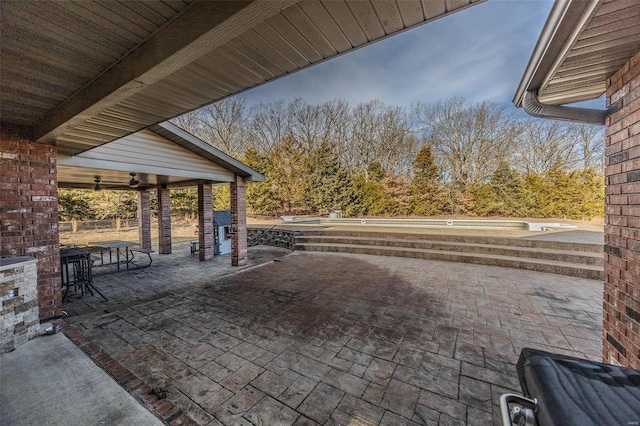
[247, 227, 296, 249]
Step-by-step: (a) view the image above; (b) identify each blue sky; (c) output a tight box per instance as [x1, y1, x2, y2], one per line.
[237, 0, 604, 110]
[239, 0, 558, 108]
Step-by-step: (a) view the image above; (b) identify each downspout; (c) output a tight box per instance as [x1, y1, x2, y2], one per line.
[522, 90, 620, 126]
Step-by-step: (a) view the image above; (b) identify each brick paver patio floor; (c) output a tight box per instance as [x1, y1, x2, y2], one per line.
[70, 249, 602, 425]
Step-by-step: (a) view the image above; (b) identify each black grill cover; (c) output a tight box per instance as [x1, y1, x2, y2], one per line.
[516, 348, 640, 426]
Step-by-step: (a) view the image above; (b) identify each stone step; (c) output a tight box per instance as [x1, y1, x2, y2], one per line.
[294, 235, 603, 266]
[295, 243, 604, 280]
[298, 229, 602, 253]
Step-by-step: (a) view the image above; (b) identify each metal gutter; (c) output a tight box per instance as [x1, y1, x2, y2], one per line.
[513, 0, 617, 124]
[514, 0, 574, 107]
[522, 90, 619, 125]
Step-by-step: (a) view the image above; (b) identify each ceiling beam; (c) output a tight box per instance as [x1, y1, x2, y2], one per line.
[35, 0, 297, 143]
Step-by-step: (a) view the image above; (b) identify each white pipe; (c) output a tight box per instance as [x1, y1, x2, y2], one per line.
[522, 90, 618, 125]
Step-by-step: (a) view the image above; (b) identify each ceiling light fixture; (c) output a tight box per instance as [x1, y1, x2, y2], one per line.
[94, 177, 102, 191]
[128, 172, 139, 188]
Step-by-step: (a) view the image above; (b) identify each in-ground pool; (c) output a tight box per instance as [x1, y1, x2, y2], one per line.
[286, 217, 577, 231]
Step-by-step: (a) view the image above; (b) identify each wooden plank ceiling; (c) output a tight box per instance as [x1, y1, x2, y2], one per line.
[1, 0, 483, 156]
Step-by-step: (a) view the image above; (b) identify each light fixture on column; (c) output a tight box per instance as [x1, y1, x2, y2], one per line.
[128, 172, 139, 188]
[94, 177, 102, 191]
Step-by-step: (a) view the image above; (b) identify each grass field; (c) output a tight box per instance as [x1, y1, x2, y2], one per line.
[58, 217, 280, 246]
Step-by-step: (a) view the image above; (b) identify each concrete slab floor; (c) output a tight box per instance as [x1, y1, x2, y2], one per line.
[62, 243, 292, 320]
[66, 250, 602, 425]
[0, 332, 163, 426]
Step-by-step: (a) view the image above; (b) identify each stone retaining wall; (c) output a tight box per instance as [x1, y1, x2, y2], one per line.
[247, 228, 296, 249]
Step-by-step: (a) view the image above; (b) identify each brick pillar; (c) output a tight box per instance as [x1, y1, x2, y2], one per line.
[0, 136, 61, 321]
[231, 175, 247, 266]
[603, 51, 640, 369]
[137, 190, 151, 250]
[157, 185, 172, 254]
[198, 181, 214, 261]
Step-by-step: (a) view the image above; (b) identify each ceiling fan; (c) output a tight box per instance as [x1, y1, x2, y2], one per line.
[92, 173, 142, 191]
[128, 172, 140, 188]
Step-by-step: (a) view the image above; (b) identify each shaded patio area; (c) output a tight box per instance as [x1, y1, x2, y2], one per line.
[62, 243, 290, 319]
[63, 249, 602, 425]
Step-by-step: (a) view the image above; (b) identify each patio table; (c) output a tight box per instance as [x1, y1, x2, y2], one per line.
[60, 245, 107, 302]
[89, 240, 139, 271]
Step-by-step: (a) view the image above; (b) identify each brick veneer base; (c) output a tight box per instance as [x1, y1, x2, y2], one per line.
[63, 324, 197, 426]
[603, 51, 640, 368]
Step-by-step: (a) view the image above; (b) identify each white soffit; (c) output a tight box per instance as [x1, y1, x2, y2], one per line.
[57, 130, 234, 189]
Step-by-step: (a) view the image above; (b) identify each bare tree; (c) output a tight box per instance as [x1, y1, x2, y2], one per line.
[514, 119, 572, 174]
[345, 100, 417, 177]
[319, 98, 352, 164]
[569, 122, 604, 170]
[348, 100, 386, 175]
[171, 110, 204, 138]
[375, 106, 418, 176]
[248, 100, 291, 154]
[288, 98, 325, 152]
[415, 98, 518, 187]
[198, 96, 250, 157]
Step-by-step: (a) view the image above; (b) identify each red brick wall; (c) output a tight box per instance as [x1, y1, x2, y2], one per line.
[0, 137, 61, 321]
[157, 185, 172, 254]
[137, 190, 151, 250]
[231, 175, 247, 266]
[198, 182, 214, 261]
[604, 51, 640, 368]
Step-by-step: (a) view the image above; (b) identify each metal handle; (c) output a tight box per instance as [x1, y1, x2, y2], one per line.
[499, 393, 537, 426]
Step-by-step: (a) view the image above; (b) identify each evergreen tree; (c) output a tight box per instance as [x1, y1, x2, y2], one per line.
[58, 189, 95, 221]
[366, 161, 385, 182]
[243, 148, 277, 215]
[471, 163, 531, 217]
[171, 189, 198, 218]
[344, 173, 387, 217]
[410, 146, 449, 215]
[575, 167, 605, 220]
[268, 136, 308, 214]
[89, 190, 138, 219]
[381, 172, 412, 215]
[539, 163, 575, 218]
[213, 185, 231, 211]
[304, 141, 352, 215]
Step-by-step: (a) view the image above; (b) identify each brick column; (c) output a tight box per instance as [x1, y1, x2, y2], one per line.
[137, 190, 151, 250]
[198, 181, 214, 261]
[603, 51, 640, 369]
[157, 185, 172, 254]
[0, 136, 61, 321]
[231, 175, 248, 266]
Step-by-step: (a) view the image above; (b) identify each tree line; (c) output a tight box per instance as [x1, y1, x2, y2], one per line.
[58, 97, 605, 221]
